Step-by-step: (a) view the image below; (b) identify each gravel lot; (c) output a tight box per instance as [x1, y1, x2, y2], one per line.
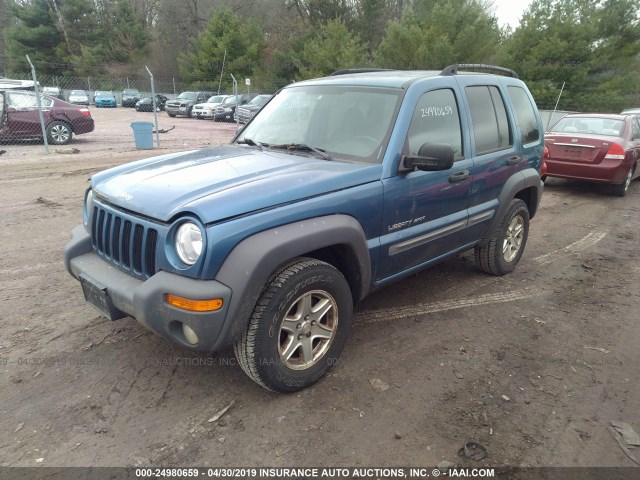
[1, 136, 639, 469]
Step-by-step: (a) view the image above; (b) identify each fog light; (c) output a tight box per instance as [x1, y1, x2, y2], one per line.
[182, 324, 199, 345]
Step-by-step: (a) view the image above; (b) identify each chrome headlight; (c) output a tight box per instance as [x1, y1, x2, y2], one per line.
[83, 189, 94, 226]
[175, 222, 203, 265]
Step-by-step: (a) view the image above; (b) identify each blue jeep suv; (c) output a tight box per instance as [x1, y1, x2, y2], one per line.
[65, 65, 545, 392]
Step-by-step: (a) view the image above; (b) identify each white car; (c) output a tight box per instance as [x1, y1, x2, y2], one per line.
[68, 90, 89, 105]
[191, 95, 229, 119]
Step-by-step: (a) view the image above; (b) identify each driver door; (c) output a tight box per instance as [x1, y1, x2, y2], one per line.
[378, 85, 473, 280]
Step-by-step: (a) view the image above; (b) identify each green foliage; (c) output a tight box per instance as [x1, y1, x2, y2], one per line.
[3, 0, 149, 77]
[178, 7, 264, 87]
[498, 0, 640, 112]
[375, 0, 501, 69]
[4, 0, 62, 75]
[296, 19, 369, 79]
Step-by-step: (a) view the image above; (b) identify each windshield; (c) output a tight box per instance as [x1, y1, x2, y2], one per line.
[123, 89, 139, 94]
[96, 91, 112, 96]
[236, 86, 401, 163]
[250, 95, 272, 106]
[223, 96, 238, 105]
[178, 92, 197, 100]
[71, 90, 85, 95]
[207, 95, 225, 103]
[551, 116, 625, 137]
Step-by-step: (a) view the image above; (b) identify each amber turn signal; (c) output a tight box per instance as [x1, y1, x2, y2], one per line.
[165, 294, 223, 312]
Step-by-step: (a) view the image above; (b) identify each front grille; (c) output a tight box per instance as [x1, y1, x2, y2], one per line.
[91, 205, 158, 279]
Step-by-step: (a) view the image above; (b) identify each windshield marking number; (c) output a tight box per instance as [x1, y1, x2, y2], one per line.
[421, 106, 453, 117]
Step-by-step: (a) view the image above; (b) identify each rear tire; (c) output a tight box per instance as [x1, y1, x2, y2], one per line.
[46, 121, 72, 145]
[475, 199, 530, 276]
[611, 167, 633, 197]
[167, 113, 176, 118]
[234, 258, 353, 392]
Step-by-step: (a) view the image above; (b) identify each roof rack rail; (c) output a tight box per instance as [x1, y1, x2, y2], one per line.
[441, 64, 519, 79]
[329, 68, 395, 76]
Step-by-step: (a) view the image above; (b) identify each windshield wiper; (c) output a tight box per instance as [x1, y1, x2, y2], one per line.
[270, 143, 332, 160]
[237, 137, 264, 151]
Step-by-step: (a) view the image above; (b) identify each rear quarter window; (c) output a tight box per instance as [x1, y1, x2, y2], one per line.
[507, 86, 540, 144]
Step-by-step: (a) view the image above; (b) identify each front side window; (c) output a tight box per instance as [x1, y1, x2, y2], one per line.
[466, 85, 512, 155]
[237, 85, 402, 163]
[508, 86, 540, 144]
[406, 88, 463, 159]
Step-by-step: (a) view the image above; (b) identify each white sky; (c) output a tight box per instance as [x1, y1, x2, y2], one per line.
[491, 0, 534, 28]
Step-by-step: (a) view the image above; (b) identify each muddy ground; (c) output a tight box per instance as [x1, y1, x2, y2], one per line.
[0, 141, 639, 470]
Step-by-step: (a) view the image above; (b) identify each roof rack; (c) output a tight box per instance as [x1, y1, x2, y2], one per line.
[329, 68, 395, 76]
[441, 64, 519, 79]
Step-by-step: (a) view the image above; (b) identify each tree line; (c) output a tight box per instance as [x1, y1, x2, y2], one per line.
[1, 0, 639, 112]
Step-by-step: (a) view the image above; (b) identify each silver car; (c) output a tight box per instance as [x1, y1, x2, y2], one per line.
[68, 90, 89, 105]
[192, 95, 229, 119]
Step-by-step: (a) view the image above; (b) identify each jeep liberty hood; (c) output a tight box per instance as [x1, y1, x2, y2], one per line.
[91, 145, 380, 223]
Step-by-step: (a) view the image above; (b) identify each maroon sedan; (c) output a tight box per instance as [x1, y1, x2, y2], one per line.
[544, 113, 640, 196]
[0, 89, 94, 145]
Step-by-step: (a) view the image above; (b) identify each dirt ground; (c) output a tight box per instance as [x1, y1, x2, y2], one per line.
[0, 139, 639, 470]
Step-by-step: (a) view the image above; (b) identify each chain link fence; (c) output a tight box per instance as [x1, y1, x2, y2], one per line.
[1, 67, 279, 156]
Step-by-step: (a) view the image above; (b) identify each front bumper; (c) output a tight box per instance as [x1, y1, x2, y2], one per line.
[193, 109, 214, 119]
[64, 226, 233, 351]
[166, 105, 190, 115]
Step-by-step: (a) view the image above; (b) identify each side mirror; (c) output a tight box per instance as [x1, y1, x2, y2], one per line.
[400, 143, 455, 172]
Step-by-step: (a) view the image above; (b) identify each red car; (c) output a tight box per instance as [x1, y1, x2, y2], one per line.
[0, 89, 94, 145]
[544, 113, 640, 196]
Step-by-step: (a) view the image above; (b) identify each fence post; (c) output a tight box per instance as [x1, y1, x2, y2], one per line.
[230, 74, 239, 131]
[172, 77, 176, 95]
[26, 55, 49, 154]
[146, 66, 160, 148]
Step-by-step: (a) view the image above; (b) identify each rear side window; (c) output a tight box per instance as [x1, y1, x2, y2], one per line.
[508, 86, 540, 144]
[407, 89, 463, 159]
[466, 86, 512, 155]
[632, 118, 640, 140]
[7, 92, 51, 108]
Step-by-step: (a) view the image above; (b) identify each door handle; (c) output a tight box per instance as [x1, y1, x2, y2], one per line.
[507, 155, 523, 166]
[448, 170, 470, 183]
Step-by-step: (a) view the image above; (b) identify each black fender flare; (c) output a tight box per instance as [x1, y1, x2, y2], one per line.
[212, 214, 371, 350]
[484, 168, 543, 242]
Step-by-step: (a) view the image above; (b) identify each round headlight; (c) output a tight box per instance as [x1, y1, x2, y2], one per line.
[83, 189, 94, 226]
[175, 222, 203, 265]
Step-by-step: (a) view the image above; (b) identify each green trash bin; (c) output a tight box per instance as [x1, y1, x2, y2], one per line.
[130, 121, 154, 150]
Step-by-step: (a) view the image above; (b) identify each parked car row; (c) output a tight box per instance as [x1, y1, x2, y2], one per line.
[544, 111, 640, 196]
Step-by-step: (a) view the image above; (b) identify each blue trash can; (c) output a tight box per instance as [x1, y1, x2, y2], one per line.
[130, 122, 154, 150]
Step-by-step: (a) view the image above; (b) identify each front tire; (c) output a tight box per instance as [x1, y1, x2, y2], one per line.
[234, 258, 353, 392]
[475, 198, 530, 275]
[46, 121, 72, 145]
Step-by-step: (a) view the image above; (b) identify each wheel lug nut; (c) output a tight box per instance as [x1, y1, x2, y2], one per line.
[311, 321, 316, 326]
[296, 323, 301, 330]
[297, 334, 302, 340]
[306, 332, 311, 338]
[305, 315, 310, 320]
